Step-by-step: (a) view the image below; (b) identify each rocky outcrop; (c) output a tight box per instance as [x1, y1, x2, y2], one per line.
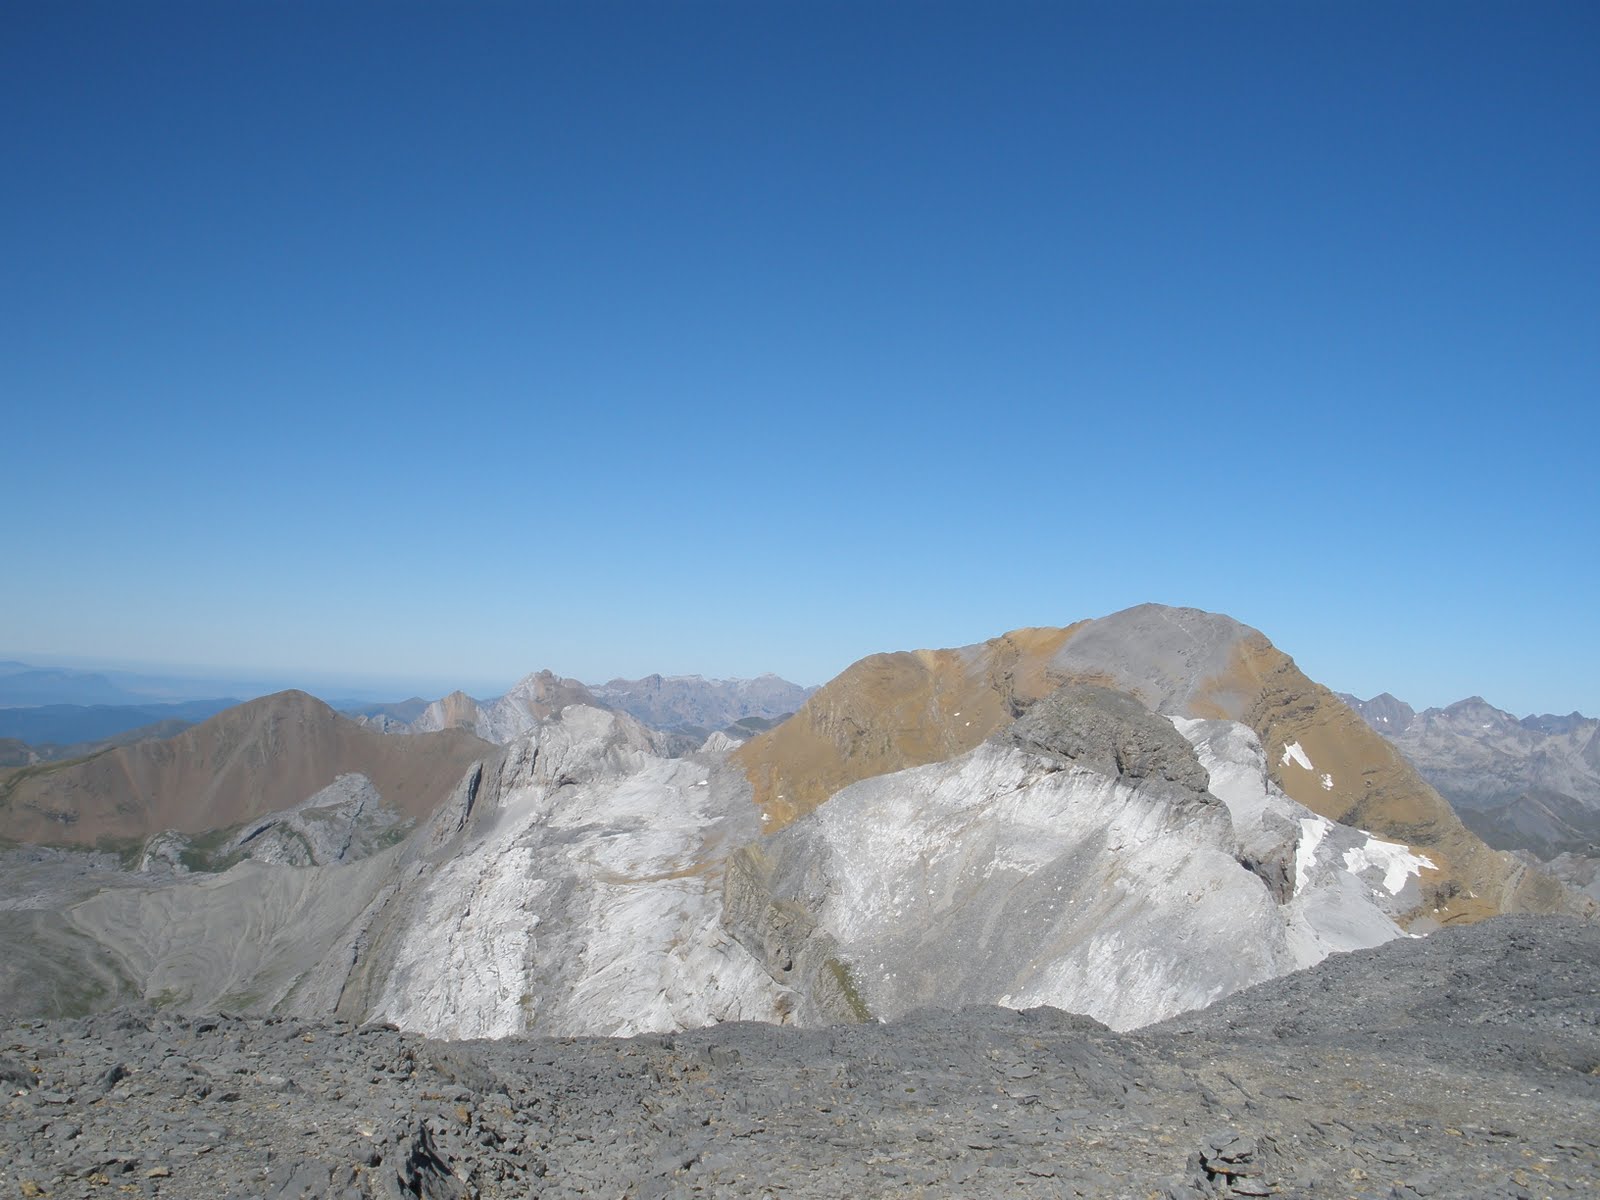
[137, 773, 411, 873]
[1003, 683, 1213, 803]
[222, 773, 411, 867]
[408, 691, 483, 735]
[721, 844, 865, 1025]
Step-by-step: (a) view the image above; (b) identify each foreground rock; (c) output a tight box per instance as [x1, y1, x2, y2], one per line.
[1, 917, 1595, 1199]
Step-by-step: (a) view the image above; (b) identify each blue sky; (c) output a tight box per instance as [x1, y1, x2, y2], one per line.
[4, 1, 1597, 714]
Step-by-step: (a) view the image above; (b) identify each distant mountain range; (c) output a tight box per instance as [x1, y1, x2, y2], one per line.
[0, 657, 500, 712]
[0, 699, 239, 752]
[1338, 692, 1600, 860]
[332, 697, 430, 724]
[352, 671, 815, 750]
[0, 663, 814, 764]
[590, 673, 816, 732]
[0, 659, 279, 707]
[0, 663, 155, 707]
[2, 603, 1585, 1037]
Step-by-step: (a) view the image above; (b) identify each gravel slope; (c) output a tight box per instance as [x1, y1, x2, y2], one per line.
[2, 916, 1595, 1200]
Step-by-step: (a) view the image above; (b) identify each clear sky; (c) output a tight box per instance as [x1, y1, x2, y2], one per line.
[4, 1, 1597, 714]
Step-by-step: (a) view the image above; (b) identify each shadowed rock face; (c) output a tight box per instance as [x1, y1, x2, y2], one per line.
[1465, 789, 1600, 859]
[1004, 683, 1213, 802]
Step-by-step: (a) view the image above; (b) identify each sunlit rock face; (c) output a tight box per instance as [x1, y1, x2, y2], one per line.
[721, 687, 1425, 1032]
[369, 705, 789, 1039]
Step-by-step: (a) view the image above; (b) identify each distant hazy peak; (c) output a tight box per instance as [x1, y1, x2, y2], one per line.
[1438, 696, 1505, 717]
[593, 672, 805, 689]
[1337, 688, 1600, 859]
[586, 673, 814, 733]
[1342, 692, 1595, 737]
[508, 667, 591, 690]
[1522, 712, 1593, 735]
[1337, 692, 1417, 735]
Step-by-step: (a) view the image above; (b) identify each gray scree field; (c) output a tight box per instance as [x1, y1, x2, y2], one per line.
[2, 916, 1596, 1200]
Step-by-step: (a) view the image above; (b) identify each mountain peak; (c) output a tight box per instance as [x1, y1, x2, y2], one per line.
[0, 691, 489, 845]
[1440, 696, 1509, 720]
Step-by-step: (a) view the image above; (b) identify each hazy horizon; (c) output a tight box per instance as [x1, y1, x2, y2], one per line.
[4, 608, 1594, 720]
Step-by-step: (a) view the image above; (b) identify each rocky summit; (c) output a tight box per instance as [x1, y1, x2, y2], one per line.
[0, 916, 1596, 1200]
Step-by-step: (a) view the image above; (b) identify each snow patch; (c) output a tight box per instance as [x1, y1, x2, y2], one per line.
[1294, 816, 1333, 896]
[1343, 835, 1437, 895]
[1281, 741, 1314, 771]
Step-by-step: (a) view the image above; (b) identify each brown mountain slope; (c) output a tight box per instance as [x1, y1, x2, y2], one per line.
[735, 604, 1576, 925]
[0, 690, 491, 846]
[732, 625, 1085, 827]
[1191, 634, 1568, 923]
